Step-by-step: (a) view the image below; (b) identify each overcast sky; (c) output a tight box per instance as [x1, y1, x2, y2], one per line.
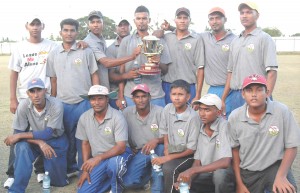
[1, 0, 299, 40]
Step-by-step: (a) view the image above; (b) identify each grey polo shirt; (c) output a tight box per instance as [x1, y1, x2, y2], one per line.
[199, 31, 236, 86]
[160, 103, 200, 151]
[162, 30, 204, 84]
[227, 28, 278, 90]
[117, 31, 172, 99]
[228, 99, 300, 171]
[84, 32, 110, 89]
[13, 96, 64, 137]
[194, 117, 232, 166]
[123, 104, 163, 149]
[76, 105, 128, 157]
[46, 42, 98, 104]
[106, 38, 120, 98]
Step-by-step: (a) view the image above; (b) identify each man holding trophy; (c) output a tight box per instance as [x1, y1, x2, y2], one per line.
[117, 5, 172, 109]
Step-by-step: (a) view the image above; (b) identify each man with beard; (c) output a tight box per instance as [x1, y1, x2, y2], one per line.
[117, 5, 172, 108]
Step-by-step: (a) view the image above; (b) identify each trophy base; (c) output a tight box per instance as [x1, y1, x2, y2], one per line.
[138, 64, 161, 75]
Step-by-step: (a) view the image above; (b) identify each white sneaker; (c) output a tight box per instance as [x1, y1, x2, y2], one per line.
[36, 173, 44, 183]
[4, 178, 14, 189]
[143, 180, 151, 191]
[67, 170, 79, 178]
[37, 173, 44, 183]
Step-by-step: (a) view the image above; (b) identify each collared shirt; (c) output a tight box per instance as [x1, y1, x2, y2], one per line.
[162, 30, 204, 84]
[194, 117, 232, 166]
[46, 42, 98, 104]
[228, 99, 300, 171]
[199, 31, 236, 86]
[160, 103, 200, 151]
[84, 32, 110, 89]
[117, 30, 172, 99]
[123, 104, 163, 149]
[13, 96, 64, 137]
[76, 105, 128, 157]
[227, 28, 278, 90]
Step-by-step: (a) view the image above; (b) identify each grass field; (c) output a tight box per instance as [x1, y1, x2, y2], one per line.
[0, 55, 299, 192]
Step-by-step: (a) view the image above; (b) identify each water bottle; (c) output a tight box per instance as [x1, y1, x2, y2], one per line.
[132, 60, 141, 84]
[179, 182, 189, 193]
[42, 171, 51, 193]
[150, 150, 163, 176]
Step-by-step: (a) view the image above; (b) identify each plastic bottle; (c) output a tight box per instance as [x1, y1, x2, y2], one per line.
[149, 150, 163, 176]
[179, 182, 189, 193]
[42, 171, 51, 193]
[132, 60, 141, 84]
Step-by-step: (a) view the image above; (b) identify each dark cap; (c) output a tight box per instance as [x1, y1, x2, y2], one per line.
[88, 10, 103, 20]
[117, 19, 130, 26]
[27, 78, 45, 90]
[175, 7, 190, 17]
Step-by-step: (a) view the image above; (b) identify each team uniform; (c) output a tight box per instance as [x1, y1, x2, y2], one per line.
[122, 104, 164, 193]
[159, 103, 201, 193]
[84, 32, 110, 89]
[162, 31, 204, 104]
[117, 30, 172, 107]
[106, 37, 121, 109]
[227, 28, 278, 111]
[199, 31, 236, 116]
[46, 42, 98, 173]
[190, 117, 235, 193]
[76, 106, 132, 193]
[9, 96, 68, 193]
[228, 99, 300, 192]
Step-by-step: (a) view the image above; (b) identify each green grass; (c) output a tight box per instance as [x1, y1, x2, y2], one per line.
[0, 55, 299, 192]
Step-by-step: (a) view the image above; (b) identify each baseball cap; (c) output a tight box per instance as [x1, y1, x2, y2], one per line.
[116, 19, 130, 26]
[238, 2, 259, 13]
[27, 78, 45, 90]
[80, 85, 117, 100]
[175, 7, 190, 17]
[208, 7, 226, 17]
[88, 10, 103, 20]
[26, 15, 43, 25]
[131, 84, 150, 95]
[242, 74, 267, 89]
[193, 94, 222, 110]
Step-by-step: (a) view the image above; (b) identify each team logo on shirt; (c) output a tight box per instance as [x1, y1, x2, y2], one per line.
[151, 124, 159, 132]
[247, 44, 255, 52]
[74, 58, 82, 65]
[104, 127, 112, 134]
[184, 43, 192, 50]
[177, 129, 185, 137]
[222, 44, 230, 52]
[216, 139, 221, 148]
[268, 125, 279, 136]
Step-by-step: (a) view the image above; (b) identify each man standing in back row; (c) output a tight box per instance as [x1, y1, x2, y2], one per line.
[221, 2, 278, 114]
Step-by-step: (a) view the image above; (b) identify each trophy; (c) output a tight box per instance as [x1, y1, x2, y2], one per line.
[138, 35, 163, 75]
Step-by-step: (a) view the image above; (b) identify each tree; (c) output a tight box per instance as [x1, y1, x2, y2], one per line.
[262, 27, 282, 37]
[77, 16, 116, 40]
[291, 33, 300, 37]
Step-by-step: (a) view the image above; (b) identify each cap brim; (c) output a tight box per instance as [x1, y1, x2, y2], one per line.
[27, 86, 45, 90]
[80, 90, 118, 100]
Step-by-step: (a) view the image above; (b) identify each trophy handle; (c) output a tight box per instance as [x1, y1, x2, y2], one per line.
[157, 44, 164, 54]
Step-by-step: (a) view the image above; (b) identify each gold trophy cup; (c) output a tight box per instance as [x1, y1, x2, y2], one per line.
[138, 35, 163, 75]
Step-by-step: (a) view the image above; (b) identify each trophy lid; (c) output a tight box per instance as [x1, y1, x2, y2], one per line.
[143, 35, 160, 41]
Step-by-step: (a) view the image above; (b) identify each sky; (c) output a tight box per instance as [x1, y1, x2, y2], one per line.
[1, 0, 300, 41]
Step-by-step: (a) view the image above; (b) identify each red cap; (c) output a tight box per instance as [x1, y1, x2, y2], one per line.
[242, 74, 267, 89]
[131, 84, 150, 95]
[208, 7, 226, 17]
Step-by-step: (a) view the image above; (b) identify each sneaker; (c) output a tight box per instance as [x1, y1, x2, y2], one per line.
[143, 180, 151, 191]
[67, 170, 79, 178]
[37, 173, 44, 183]
[4, 178, 14, 189]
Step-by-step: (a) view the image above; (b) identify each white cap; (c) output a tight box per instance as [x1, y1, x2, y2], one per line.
[150, 150, 155, 154]
[193, 94, 222, 110]
[45, 171, 49, 175]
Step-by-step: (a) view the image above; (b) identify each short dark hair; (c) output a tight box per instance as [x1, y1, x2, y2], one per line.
[170, 79, 190, 94]
[60, 18, 79, 31]
[135, 5, 150, 15]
